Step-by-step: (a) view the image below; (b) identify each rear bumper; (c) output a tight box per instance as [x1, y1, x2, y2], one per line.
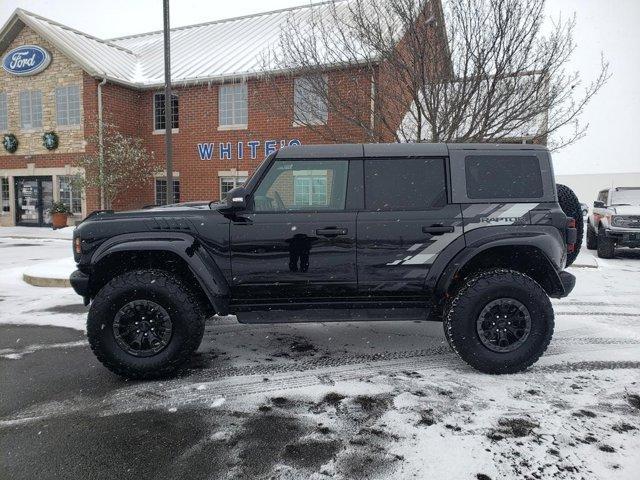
[70, 270, 90, 304]
[558, 271, 576, 298]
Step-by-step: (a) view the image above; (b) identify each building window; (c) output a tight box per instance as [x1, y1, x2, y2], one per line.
[58, 176, 82, 215]
[294, 173, 328, 206]
[0, 92, 7, 131]
[55, 85, 81, 126]
[218, 83, 247, 128]
[20, 90, 43, 129]
[155, 178, 180, 205]
[294, 75, 328, 125]
[253, 160, 348, 212]
[153, 93, 179, 131]
[220, 176, 247, 200]
[1, 177, 9, 213]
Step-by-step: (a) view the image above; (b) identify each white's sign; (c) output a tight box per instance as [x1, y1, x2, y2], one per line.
[2, 45, 51, 76]
[198, 139, 301, 161]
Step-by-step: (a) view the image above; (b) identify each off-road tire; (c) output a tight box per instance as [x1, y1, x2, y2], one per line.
[556, 184, 583, 266]
[444, 269, 554, 374]
[597, 227, 616, 259]
[586, 224, 597, 250]
[87, 269, 205, 379]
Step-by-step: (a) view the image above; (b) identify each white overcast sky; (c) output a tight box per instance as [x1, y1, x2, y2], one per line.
[1, 0, 639, 175]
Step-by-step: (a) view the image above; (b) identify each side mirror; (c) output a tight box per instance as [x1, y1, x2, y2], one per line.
[224, 186, 248, 212]
[593, 200, 605, 208]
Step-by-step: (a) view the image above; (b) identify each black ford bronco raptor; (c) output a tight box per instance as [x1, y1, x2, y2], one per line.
[71, 143, 580, 379]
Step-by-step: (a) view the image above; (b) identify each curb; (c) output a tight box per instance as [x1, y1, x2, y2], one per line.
[22, 273, 71, 288]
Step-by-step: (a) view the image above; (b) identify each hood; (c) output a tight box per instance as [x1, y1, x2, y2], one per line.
[611, 205, 640, 215]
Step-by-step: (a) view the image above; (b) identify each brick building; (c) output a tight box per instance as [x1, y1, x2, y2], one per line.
[0, 2, 443, 226]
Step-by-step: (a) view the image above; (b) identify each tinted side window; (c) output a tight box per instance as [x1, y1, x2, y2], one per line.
[465, 155, 543, 199]
[597, 190, 608, 204]
[253, 159, 349, 212]
[365, 158, 446, 211]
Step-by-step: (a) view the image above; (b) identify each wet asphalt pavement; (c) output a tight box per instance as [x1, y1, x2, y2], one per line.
[0, 325, 214, 480]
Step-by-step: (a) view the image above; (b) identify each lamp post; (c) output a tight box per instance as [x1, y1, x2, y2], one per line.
[163, 0, 173, 205]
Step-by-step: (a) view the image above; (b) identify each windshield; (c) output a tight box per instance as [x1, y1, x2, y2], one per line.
[610, 188, 640, 206]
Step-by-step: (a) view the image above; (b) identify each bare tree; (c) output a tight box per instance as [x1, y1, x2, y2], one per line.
[73, 123, 160, 209]
[263, 0, 609, 149]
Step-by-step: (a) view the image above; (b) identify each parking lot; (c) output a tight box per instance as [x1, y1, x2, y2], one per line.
[1, 236, 639, 479]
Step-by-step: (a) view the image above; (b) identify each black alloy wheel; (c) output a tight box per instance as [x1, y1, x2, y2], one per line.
[476, 298, 531, 353]
[112, 300, 173, 357]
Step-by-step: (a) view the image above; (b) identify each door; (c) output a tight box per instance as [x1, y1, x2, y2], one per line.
[14, 176, 53, 226]
[357, 157, 462, 296]
[230, 158, 356, 300]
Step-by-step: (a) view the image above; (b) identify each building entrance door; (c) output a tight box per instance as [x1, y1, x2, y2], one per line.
[14, 176, 53, 226]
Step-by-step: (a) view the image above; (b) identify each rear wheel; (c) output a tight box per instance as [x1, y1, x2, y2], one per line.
[87, 269, 205, 379]
[597, 227, 616, 259]
[444, 269, 554, 374]
[556, 184, 583, 266]
[586, 224, 597, 250]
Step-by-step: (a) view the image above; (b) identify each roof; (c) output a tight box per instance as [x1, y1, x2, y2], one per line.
[0, 1, 383, 88]
[276, 142, 547, 158]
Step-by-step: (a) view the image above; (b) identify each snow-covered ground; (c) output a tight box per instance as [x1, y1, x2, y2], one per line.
[0, 235, 639, 479]
[0, 225, 74, 240]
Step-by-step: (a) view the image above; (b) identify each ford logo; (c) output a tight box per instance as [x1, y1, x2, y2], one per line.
[2, 45, 51, 76]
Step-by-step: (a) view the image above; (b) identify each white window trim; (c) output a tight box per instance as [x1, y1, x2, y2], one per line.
[57, 175, 83, 216]
[56, 124, 82, 132]
[217, 170, 248, 178]
[55, 84, 81, 128]
[217, 124, 247, 131]
[20, 90, 43, 130]
[152, 128, 179, 135]
[219, 175, 248, 200]
[293, 75, 329, 127]
[218, 83, 248, 128]
[154, 177, 181, 205]
[0, 92, 8, 133]
[292, 118, 327, 127]
[0, 177, 10, 216]
[293, 175, 328, 206]
[152, 92, 179, 133]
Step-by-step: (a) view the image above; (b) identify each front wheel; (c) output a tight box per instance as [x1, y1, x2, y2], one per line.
[87, 269, 205, 379]
[444, 269, 554, 374]
[597, 227, 616, 259]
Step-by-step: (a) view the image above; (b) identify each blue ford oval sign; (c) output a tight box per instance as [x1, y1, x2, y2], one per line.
[2, 45, 51, 76]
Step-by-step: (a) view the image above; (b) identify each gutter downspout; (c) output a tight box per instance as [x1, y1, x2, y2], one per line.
[97, 77, 107, 210]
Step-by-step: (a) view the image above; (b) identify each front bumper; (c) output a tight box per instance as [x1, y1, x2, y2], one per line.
[558, 271, 576, 298]
[605, 228, 640, 247]
[70, 269, 90, 305]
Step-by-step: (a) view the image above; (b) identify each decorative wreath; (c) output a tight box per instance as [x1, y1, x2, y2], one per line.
[2, 133, 18, 153]
[43, 131, 59, 151]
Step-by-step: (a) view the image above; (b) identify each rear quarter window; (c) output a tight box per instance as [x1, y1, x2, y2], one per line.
[465, 155, 543, 199]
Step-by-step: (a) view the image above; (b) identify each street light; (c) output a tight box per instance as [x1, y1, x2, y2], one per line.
[163, 0, 173, 205]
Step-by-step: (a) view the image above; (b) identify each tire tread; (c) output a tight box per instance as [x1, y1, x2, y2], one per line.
[87, 269, 205, 379]
[444, 268, 554, 374]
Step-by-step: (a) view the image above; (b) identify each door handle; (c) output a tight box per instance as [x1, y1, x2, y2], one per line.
[422, 225, 454, 235]
[316, 227, 348, 237]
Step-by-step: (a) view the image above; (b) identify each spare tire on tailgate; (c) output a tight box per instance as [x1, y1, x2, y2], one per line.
[556, 184, 583, 267]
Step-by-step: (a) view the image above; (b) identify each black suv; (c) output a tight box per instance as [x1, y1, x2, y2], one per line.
[71, 143, 579, 378]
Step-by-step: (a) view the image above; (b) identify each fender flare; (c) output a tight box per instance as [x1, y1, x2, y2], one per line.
[430, 228, 565, 300]
[90, 232, 230, 315]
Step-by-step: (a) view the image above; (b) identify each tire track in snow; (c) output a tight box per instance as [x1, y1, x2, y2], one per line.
[2, 340, 638, 426]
